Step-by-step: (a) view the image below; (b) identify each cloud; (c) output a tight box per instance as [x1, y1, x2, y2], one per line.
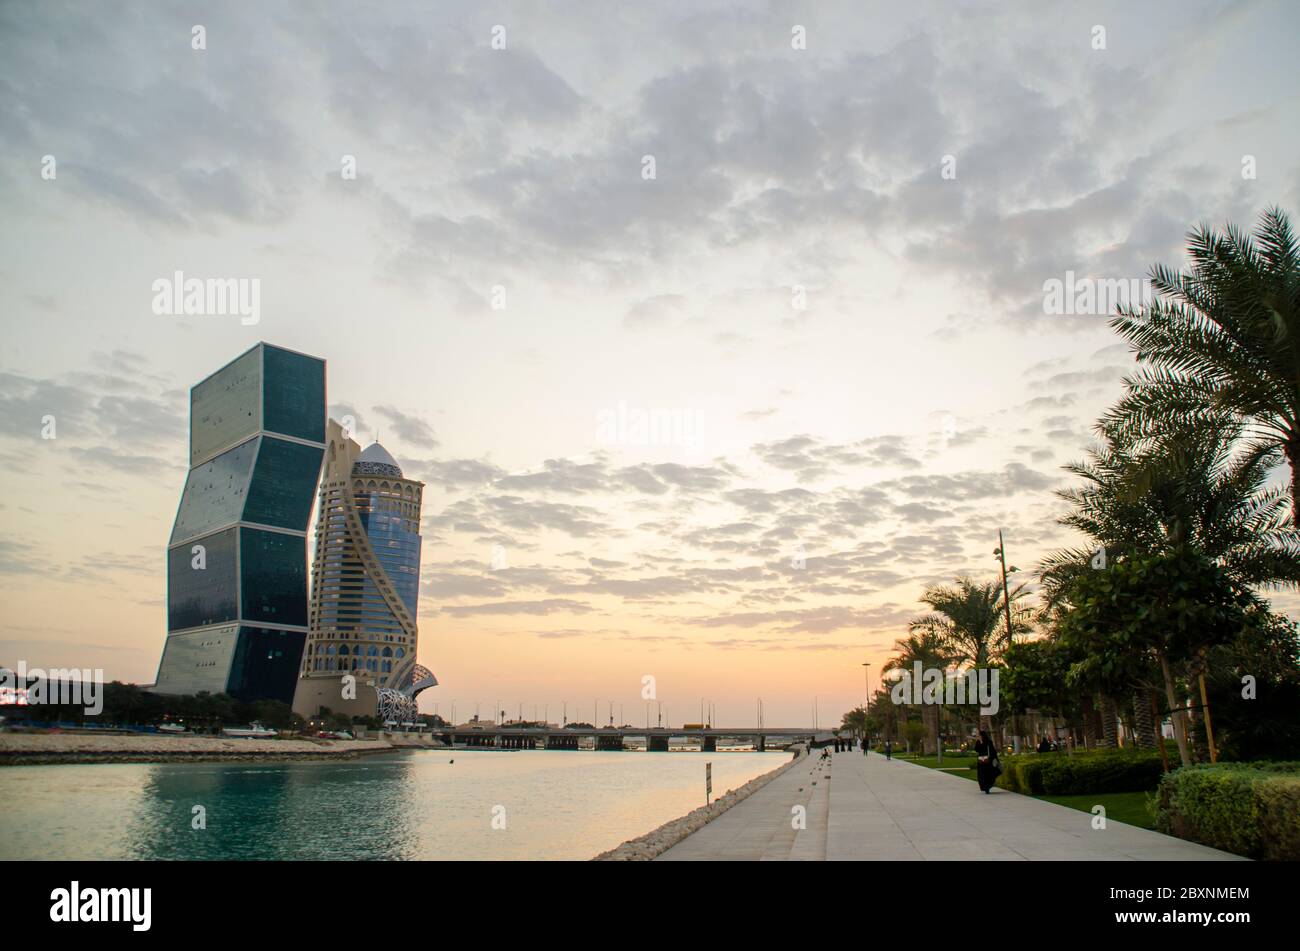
[678, 603, 912, 635]
[372, 404, 439, 449]
[441, 598, 596, 617]
[414, 458, 507, 489]
[752, 434, 920, 482]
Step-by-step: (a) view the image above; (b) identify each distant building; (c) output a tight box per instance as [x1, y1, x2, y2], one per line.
[292, 420, 435, 721]
[152, 343, 326, 703]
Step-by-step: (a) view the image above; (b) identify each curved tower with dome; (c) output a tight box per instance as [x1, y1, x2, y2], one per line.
[292, 419, 435, 722]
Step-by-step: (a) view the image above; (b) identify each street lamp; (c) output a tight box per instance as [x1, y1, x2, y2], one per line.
[994, 529, 1021, 753]
[861, 661, 872, 745]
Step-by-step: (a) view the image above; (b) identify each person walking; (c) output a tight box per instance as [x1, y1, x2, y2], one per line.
[974, 729, 1001, 793]
[883, 739, 892, 761]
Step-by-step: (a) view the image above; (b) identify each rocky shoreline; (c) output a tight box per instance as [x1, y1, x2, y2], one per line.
[592, 749, 806, 861]
[0, 731, 446, 766]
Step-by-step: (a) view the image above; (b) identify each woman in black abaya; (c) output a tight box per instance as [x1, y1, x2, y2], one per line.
[974, 729, 1000, 793]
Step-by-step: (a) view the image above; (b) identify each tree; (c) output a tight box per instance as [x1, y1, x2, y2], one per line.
[867, 687, 898, 744]
[1041, 417, 1300, 603]
[884, 628, 959, 756]
[912, 577, 1034, 668]
[840, 706, 869, 742]
[1055, 550, 1257, 767]
[909, 577, 1034, 742]
[1103, 206, 1300, 525]
[1200, 605, 1300, 760]
[1041, 413, 1300, 757]
[1000, 637, 1080, 750]
[248, 700, 296, 731]
[903, 719, 927, 754]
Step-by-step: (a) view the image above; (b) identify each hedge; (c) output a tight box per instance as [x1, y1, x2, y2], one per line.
[1154, 763, 1300, 860]
[995, 749, 1165, 795]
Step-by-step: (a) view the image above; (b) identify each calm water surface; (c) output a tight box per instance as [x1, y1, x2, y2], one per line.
[0, 750, 784, 860]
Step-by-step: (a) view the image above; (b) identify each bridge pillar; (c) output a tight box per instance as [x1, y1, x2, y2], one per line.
[648, 735, 669, 752]
[702, 736, 717, 752]
[755, 735, 765, 752]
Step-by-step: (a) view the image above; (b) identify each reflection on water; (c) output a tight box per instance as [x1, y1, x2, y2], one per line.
[0, 750, 783, 860]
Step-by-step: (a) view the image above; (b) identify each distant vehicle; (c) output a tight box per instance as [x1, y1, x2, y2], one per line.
[222, 722, 277, 739]
[682, 723, 706, 731]
[157, 723, 188, 734]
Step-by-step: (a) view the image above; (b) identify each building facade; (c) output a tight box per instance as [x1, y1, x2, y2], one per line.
[292, 420, 434, 721]
[152, 343, 326, 704]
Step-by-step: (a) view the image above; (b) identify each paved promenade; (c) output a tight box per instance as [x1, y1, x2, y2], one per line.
[656, 749, 1245, 861]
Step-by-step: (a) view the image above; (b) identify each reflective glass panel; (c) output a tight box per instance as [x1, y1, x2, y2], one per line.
[169, 438, 258, 545]
[226, 626, 306, 703]
[240, 528, 308, 627]
[243, 437, 323, 530]
[190, 346, 261, 465]
[262, 345, 325, 445]
[167, 527, 238, 631]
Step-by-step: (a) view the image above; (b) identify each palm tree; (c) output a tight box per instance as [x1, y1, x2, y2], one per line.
[1103, 206, 1300, 525]
[1041, 416, 1300, 604]
[909, 578, 1034, 749]
[912, 577, 1034, 668]
[840, 706, 869, 743]
[883, 628, 958, 755]
[1041, 416, 1300, 762]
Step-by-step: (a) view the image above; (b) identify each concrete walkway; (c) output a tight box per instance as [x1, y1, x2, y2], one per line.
[657, 750, 1245, 861]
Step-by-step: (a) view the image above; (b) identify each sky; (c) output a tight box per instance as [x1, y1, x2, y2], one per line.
[2, 0, 1299, 728]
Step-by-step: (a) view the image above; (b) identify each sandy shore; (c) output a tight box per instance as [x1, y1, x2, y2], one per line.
[0, 731, 446, 765]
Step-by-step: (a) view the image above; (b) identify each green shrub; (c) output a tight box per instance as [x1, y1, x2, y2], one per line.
[1155, 763, 1300, 860]
[995, 749, 1164, 795]
[1017, 757, 1053, 795]
[1255, 778, 1300, 861]
[995, 756, 1045, 794]
[1044, 751, 1164, 795]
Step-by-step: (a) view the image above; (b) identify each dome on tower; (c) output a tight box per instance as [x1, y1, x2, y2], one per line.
[353, 441, 402, 477]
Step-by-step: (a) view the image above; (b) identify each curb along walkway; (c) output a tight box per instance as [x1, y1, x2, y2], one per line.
[657, 750, 1245, 861]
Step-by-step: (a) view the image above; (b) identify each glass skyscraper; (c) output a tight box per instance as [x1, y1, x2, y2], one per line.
[152, 343, 326, 704]
[292, 420, 431, 721]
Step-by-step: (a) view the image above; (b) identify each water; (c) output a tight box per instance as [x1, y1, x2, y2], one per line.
[0, 750, 784, 860]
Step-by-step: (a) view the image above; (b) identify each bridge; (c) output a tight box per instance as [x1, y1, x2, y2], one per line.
[436, 726, 840, 751]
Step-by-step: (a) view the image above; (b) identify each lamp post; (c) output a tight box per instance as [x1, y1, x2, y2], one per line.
[994, 530, 1020, 753]
[994, 530, 1017, 645]
[861, 661, 872, 746]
